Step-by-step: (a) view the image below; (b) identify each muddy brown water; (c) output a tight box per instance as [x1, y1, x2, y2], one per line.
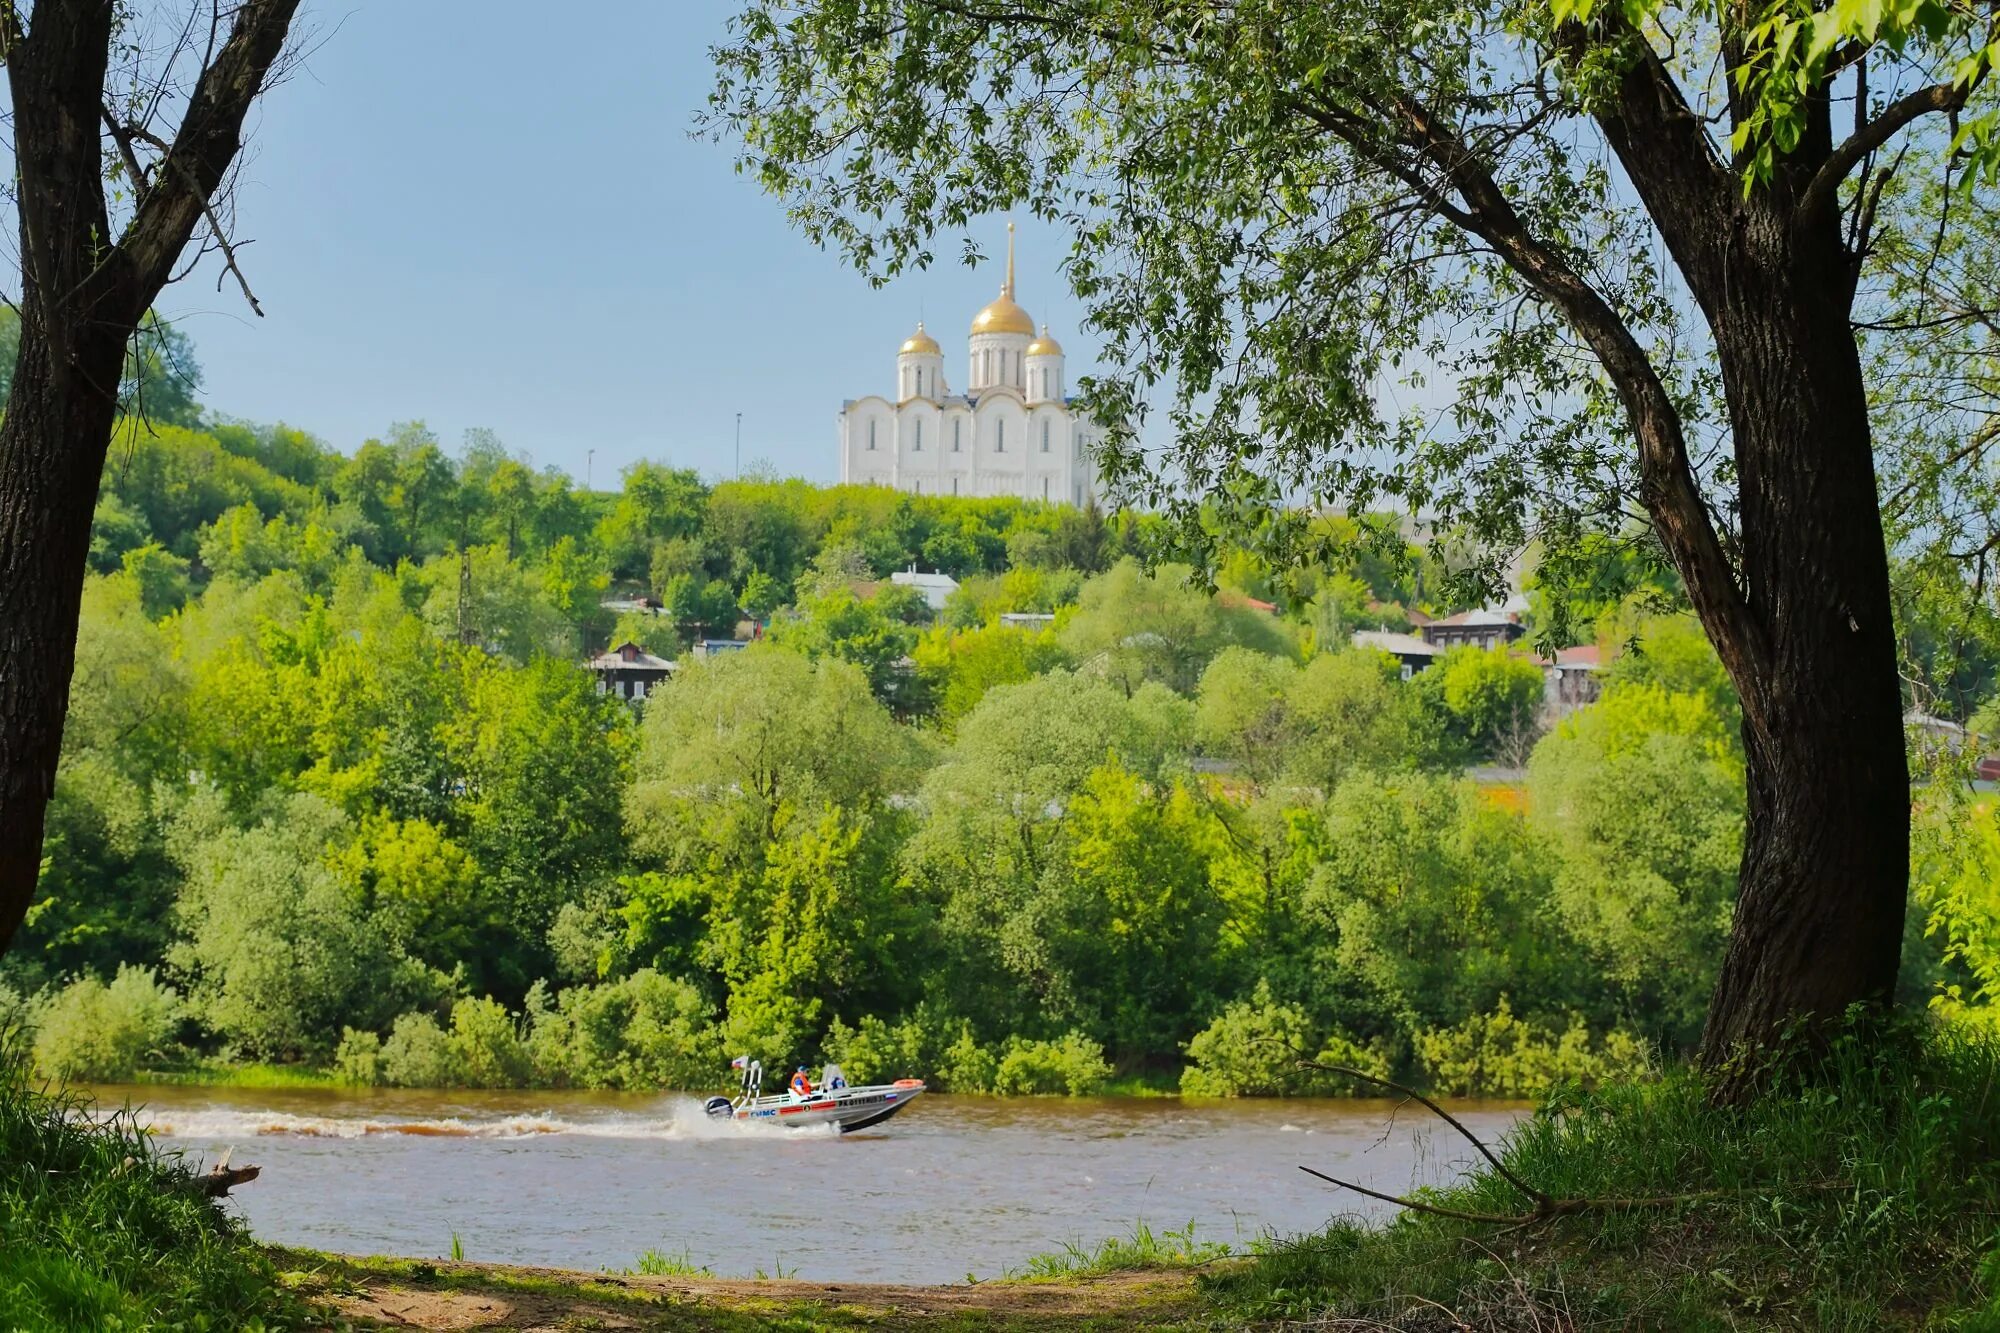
[85, 1083, 1525, 1283]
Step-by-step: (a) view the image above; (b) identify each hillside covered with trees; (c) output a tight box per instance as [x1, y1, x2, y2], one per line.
[6, 320, 2000, 1100]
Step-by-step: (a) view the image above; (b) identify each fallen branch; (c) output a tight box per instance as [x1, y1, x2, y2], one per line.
[193, 1162, 261, 1197]
[1296, 1060, 1550, 1206]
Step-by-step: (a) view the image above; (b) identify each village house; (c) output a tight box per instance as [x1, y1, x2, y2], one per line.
[1542, 644, 1605, 712]
[587, 641, 675, 703]
[1351, 629, 1442, 680]
[1419, 607, 1528, 650]
[890, 567, 960, 612]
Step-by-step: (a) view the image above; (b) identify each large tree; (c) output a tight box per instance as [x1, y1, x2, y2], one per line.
[0, 0, 305, 955]
[709, 0, 1999, 1070]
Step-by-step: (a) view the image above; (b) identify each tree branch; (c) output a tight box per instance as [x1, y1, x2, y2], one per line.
[1799, 82, 1968, 223]
[112, 0, 302, 315]
[1297, 1060, 1549, 1205]
[121, 120, 263, 317]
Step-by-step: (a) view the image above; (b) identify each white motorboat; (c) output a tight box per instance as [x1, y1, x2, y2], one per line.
[704, 1059, 925, 1133]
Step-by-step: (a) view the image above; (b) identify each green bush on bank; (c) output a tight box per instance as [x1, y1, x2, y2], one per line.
[821, 1011, 1110, 1094]
[29, 965, 183, 1082]
[1179, 982, 1392, 1096]
[1411, 998, 1651, 1098]
[0, 1034, 296, 1330]
[991, 1033, 1113, 1095]
[335, 971, 717, 1091]
[1202, 1020, 2000, 1329]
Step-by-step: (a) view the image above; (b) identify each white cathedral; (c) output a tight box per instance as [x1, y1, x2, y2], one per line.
[838, 225, 1104, 506]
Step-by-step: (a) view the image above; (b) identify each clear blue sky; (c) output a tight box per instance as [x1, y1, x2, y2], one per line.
[179, 0, 1097, 487]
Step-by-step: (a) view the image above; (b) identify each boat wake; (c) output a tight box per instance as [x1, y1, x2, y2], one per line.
[115, 1100, 838, 1142]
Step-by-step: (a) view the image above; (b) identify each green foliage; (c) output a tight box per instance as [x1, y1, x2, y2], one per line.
[627, 646, 923, 871]
[1411, 999, 1649, 1099]
[1180, 983, 1389, 1097]
[1205, 1024, 2000, 1328]
[1433, 648, 1549, 761]
[30, 966, 183, 1082]
[629, 1247, 714, 1278]
[166, 791, 437, 1060]
[1912, 785, 2000, 1024]
[769, 588, 919, 706]
[331, 1028, 383, 1086]
[1014, 1220, 1233, 1279]
[1529, 684, 1744, 1044]
[1060, 559, 1293, 694]
[524, 971, 719, 1091]
[911, 619, 1068, 727]
[1283, 648, 1437, 789]
[989, 1032, 1113, 1096]
[0, 1039, 299, 1329]
[33, 411, 1828, 1099]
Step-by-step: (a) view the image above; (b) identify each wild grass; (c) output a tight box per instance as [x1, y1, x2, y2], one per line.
[1011, 1219, 1237, 1279]
[0, 1030, 298, 1330]
[629, 1245, 716, 1277]
[1097, 1072, 1183, 1098]
[126, 1060, 343, 1089]
[1201, 1018, 2000, 1330]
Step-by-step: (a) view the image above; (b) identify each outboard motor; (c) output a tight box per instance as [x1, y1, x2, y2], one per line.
[702, 1095, 733, 1118]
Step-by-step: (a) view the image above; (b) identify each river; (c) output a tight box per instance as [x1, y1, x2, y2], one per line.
[86, 1083, 1525, 1283]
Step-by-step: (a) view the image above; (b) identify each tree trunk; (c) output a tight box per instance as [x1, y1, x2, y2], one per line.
[0, 320, 131, 957]
[1693, 200, 1910, 1075]
[0, 0, 303, 958]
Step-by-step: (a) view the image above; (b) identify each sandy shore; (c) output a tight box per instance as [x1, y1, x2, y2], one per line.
[280, 1248, 1206, 1330]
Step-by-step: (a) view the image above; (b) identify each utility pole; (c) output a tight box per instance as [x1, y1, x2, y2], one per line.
[586, 448, 595, 492]
[457, 548, 475, 647]
[734, 413, 742, 479]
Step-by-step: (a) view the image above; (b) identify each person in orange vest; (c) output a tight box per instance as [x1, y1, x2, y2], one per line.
[790, 1066, 814, 1100]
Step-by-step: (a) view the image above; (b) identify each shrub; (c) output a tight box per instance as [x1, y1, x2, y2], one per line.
[378, 1011, 454, 1088]
[30, 966, 182, 1082]
[446, 997, 532, 1088]
[1412, 999, 1649, 1098]
[1180, 985, 1390, 1097]
[937, 1024, 1001, 1094]
[823, 1004, 979, 1089]
[332, 1027, 383, 1085]
[526, 970, 718, 1090]
[606, 971, 716, 1089]
[991, 1032, 1111, 1095]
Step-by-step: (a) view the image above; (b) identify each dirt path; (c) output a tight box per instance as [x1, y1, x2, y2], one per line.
[281, 1250, 1208, 1330]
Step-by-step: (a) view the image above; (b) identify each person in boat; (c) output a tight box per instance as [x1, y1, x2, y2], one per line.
[790, 1066, 814, 1100]
[824, 1063, 848, 1091]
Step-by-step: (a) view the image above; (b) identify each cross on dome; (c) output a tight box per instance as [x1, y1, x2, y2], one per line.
[970, 222, 1035, 336]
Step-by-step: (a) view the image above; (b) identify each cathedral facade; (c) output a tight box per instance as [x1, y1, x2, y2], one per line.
[838, 226, 1103, 507]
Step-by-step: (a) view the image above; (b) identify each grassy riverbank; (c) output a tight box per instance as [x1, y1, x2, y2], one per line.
[1203, 1021, 2000, 1329]
[10, 1023, 1998, 1329]
[0, 1045, 301, 1329]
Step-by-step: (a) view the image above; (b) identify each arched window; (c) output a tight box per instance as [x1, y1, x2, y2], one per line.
[996, 420, 1005, 452]
[953, 419, 962, 452]
[1041, 420, 1050, 452]
[914, 419, 923, 451]
[868, 420, 876, 450]
[1042, 477, 1050, 500]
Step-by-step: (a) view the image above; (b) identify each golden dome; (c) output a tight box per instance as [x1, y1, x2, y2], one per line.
[972, 294, 1035, 336]
[899, 322, 941, 356]
[970, 221, 1035, 336]
[1025, 325, 1063, 357]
